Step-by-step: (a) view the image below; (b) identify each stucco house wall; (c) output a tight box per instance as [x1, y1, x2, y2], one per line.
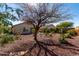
[12, 22, 33, 35]
[12, 21, 55, 35]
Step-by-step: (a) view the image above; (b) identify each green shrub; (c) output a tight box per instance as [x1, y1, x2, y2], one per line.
[50, 27, 58, 33]
[59, 29, 77, 44]
[64, 33, 72, 38]
[59, 35, 68, 44]
[42, 28, 49, 33]
[0, 34, 15, 46]
[42, 28, 55, 33]
[67, 29, 77, 36]
[59, 38, 68, 44]
[31, 28, 35, 33]
[63, 29, 76, 38]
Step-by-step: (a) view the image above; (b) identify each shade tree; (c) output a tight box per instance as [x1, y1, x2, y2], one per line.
[20, 3, 72, 56]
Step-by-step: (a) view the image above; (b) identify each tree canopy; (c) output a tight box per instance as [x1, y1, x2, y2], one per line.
[0, 3, 23, 34]
[21, 4, 72, 28]
[56, 22, 73, 28]
[19, 3, 73, 56]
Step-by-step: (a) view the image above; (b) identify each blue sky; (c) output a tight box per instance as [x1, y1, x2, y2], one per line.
[65, 3, 79, 27]
[8, 3, 79, 27]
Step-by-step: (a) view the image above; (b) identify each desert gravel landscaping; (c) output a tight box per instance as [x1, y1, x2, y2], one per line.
[0, 34, 79, 56]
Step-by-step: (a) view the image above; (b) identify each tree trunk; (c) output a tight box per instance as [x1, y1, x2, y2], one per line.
[34, 27, 39, 44]
[29, 27, 58, 56]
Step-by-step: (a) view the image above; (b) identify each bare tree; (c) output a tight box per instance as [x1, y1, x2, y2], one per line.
[20, 3, 72, 56]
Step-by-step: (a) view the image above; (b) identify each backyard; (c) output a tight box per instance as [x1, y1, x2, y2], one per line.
[0, 3, 79, 56]
[1, 33, 79, 56]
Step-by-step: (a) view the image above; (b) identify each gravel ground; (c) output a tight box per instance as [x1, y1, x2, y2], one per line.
[0, 33, 79, 56]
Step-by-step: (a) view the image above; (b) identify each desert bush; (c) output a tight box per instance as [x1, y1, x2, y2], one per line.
[49, 28, 58, 33]
[41, 28, 54, 36]
[54, 28, 60, 33]
[56, 22, 74, 34]
[59, 29, 77, 44]
[59, 34, 68, 44]
[64, 33, 72, 38]
[0, 34, 16, 46]
[31, 28, 35, 34]
[66, 29, 77, 36]
[64, 29, 77, 38]
[43, 28, 50, 36]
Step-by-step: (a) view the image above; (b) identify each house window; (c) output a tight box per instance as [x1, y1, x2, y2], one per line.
[23, 27, 29, 32]
[22, 27, 32, 35]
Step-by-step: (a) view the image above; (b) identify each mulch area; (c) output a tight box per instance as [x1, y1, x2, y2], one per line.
[0, 33, 79, 56]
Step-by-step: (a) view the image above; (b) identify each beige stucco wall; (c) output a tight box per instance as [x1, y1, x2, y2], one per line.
[12, 23, 33, 34]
